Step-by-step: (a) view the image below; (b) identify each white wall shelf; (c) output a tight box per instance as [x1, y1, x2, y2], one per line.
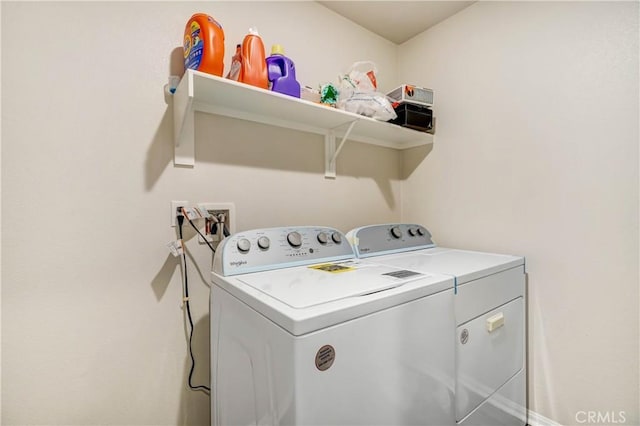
[171, 69, 433, 178]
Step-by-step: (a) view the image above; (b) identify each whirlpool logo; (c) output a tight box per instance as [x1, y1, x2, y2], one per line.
[229, 260, 247, 267]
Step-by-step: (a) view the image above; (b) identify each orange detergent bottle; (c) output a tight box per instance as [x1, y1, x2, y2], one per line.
[239, 28, 268, 89]
[183, 13, 225, 76]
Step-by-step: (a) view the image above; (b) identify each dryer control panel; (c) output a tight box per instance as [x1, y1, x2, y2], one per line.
[346, 224, 435, 258]
[213, 226, 354, 276]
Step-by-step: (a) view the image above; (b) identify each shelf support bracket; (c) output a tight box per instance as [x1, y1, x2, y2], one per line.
[172, 73, 195, 167]
[324, 120, 358, 179]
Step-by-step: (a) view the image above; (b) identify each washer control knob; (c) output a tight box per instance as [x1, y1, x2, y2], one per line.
[390, 226, 403, 239]
[237, 238, 251, 253]
[317, 232, 328, 244]
[257, 236, 270, 250]
[417, 227, 425, 236]
[408, 228, 418, 237]
[287, 231, 302, 248]
[331, 232, 342, 244]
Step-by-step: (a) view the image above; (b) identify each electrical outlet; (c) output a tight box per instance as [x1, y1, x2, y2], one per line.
[197, 202, 236, 244]
[170, 200, 189, 227]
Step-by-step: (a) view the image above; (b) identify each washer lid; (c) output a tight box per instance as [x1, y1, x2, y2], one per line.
[368, 248, 524, 284]
[213, 260, 454, 335]
[237, 261, 428, 308]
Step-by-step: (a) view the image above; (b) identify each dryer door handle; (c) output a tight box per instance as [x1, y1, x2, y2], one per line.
[486, 312, 505, 332]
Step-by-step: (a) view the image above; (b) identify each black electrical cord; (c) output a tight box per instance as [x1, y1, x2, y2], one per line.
[177, 214, 211, 393]
[186, 216, 216, 254]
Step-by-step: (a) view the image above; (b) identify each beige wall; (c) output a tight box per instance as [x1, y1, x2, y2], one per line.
[1, 2, 399, 425]
[2, 1, 639, 426]
[398, 2, 639, 425]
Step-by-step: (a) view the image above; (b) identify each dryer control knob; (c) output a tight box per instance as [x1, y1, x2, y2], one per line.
[390, 226, 403, 239]
[237, 238, 251, 253]
[287, 232, 302, 248]
[417, 227, 425, 236]
[257, 236, 270, 250]
[331, 232, 342, 244]
[408, 228, 417, 237]
[317, 232, 328, 244]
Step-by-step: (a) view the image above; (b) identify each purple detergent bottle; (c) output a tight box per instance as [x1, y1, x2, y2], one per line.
[266, 45, 301, 98]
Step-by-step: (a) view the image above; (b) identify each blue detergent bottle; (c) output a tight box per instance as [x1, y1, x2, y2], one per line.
[266, 45, 301, 98]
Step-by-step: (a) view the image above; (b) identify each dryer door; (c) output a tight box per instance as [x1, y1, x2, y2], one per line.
[455, 297, 524, 422]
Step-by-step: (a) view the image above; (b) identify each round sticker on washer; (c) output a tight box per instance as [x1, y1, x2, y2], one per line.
[315, 345, 335, 371]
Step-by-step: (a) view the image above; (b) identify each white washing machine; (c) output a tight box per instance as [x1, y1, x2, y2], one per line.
[210, 226, 457, 426]
[347, 224, 527, 426]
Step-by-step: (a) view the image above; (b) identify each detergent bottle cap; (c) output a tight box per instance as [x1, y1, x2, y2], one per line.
[270, 44, 285, 55]
[248, 27, 260, 36]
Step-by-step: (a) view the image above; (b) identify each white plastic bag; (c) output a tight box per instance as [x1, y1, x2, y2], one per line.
[337, 61, 396, 121]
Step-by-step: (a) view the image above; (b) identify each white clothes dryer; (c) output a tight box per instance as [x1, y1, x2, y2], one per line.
[210, 226, 457, 426]
[347, 224, 527, 426]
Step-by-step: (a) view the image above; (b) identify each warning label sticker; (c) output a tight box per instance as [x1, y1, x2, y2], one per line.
[309, 263, 355, 273]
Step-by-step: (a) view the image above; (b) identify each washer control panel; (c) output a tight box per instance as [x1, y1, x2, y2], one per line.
[346, 224, 435, 258]
[213, 226, 354, 276]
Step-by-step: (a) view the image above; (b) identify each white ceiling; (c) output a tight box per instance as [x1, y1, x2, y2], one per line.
[317, 1, 475, 44]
